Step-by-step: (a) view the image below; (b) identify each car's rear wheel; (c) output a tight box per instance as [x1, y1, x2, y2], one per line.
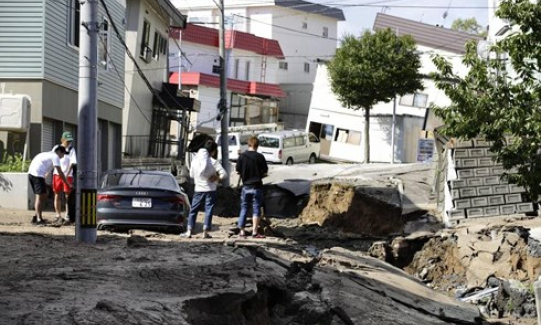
[286, 157, 294, 165]
[309, 153, 317, 164]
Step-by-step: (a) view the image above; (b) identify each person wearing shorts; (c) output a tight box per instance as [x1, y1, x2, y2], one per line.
[28, 146, 71, 224]
[52, 132, 77, 222]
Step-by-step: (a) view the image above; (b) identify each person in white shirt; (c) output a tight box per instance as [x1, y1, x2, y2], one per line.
[180, 140, 227, 239]
[28, 146, 71, 224]
[52, 132, 77, 222]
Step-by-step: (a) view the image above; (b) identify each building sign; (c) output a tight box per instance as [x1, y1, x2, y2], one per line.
[417, 138, 435, 163]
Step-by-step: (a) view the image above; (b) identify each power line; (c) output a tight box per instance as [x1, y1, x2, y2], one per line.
[98, 34, 152, 125]
[99, 0, 193, 132]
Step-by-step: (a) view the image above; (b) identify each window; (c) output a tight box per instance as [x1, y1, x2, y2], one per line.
[217, 135, 237, 146]
[302, 22, 307, 29]
[68, 0, 80, 47]
[295, 136, 306, 146]
[304, 62, 310, 73]
[283, 137, 296, 148]
[400, 93, 429, 108]
[245, 61, 251, 80]
[160, 35, 167, 55]
[98, 18, 110, 69]
[334, 128, 361, 145]
[234, 59, 240, 79]
[230, 93, 247, 126]
[322, 124, 334, 141]
[152, 31, 160, 59]
[258, 136, 280, 148]
[151, 33, 167, 60]
[279, 61, 288, 70]
[140, 20, 151, 62]
[322, 27, 329, 38]
[212, 65, 220, 74]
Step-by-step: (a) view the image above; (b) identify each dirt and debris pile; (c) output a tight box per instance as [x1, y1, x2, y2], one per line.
[399, 225, 539, 291]
[299, 180, 403, 237]
[375, 221, 541, 321]
[403, 235, 467, 291]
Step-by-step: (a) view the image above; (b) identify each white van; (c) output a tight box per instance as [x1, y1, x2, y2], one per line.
[216, 132, 255, 161]
[257, 130, 320, 165]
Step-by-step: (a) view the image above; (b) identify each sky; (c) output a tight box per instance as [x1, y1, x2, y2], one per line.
[308, 0, 489, 37]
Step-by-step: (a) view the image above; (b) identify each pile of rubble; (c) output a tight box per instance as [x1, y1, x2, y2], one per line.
[369, 217, 541, 320]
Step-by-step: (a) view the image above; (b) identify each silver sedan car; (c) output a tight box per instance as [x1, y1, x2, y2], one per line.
[97, 170, 189, 233]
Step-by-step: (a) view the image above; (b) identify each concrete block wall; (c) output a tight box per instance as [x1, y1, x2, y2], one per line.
[445, 137, 535, 226]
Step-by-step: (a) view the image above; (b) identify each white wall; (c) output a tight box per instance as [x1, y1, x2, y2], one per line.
[124, 0, 171, 154]
[171, 0, 274, 9]
[169, 37, 279, 84]
[270, 7, 338, 84]
[172, 42, 218, 75]
[306, 44, 467, 163]
[171, 2, 340, 85]
[371, 45, 469, 118]
[190, 86, 227, 131]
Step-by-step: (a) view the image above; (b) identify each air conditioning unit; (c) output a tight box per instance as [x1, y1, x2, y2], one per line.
[0, 94, 31, 132]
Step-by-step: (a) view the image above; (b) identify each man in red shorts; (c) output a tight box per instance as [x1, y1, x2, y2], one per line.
[28, 146, 71, 224]
[52, 132, 77, 223]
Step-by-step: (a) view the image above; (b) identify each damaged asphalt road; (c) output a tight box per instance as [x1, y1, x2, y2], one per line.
[0, 232, 481, 325]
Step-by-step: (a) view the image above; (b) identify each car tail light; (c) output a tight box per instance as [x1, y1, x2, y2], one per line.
[278, 150, 282, 159]
[97, 194, 121, 202]
[162, 195, 185, 205]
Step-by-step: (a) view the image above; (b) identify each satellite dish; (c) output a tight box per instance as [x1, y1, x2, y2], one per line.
[476, 40, 491, 58]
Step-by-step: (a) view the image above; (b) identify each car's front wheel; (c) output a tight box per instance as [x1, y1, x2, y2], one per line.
[309, 153, 317, 164]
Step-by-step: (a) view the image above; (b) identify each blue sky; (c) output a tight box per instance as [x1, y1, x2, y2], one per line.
[308, 0, 489, 37]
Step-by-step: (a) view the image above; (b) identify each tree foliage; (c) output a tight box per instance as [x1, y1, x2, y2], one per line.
[327, 29, 423, 163]
[431, 0, 541, 200]
[451, 17, 487, 37]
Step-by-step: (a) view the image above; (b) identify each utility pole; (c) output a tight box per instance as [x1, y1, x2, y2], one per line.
[391, 96, 396, 164]
[76, 0, 98, 243]
[218, 0, 230, 187]
[176, 42, 185, 164]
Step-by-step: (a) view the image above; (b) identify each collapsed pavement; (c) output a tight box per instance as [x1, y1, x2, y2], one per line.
[366, 215, 541, 321]
[0, 231, 482, 325]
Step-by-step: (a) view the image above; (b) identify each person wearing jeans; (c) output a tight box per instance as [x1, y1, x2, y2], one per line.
[181, 141, 226, 239]
[236, 137, 268, 238]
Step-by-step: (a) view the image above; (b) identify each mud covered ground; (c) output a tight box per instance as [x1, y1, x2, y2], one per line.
[0, 209, 484, 325]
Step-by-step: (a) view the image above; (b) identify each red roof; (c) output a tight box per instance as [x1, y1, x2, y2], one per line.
[170, 24, 284, 59]
[169, 72, 285, 98]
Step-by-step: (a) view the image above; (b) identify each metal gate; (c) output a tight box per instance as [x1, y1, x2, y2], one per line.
[41, 119, 54, 152]
[107, 122, 117, 170]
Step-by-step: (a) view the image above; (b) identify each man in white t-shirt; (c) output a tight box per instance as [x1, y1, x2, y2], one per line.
[52, 131, 77, 222]
[28, 146, 71, 225]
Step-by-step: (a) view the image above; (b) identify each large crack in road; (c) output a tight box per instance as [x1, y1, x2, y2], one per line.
[0, 230, 482, 325]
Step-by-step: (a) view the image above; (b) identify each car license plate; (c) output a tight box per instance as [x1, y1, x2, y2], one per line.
[132, 197, 152, 208]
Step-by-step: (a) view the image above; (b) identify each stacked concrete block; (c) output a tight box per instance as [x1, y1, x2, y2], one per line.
[446, 137, 535, 225]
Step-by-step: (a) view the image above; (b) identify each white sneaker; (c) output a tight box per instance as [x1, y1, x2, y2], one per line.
[180, 231, 192, 238]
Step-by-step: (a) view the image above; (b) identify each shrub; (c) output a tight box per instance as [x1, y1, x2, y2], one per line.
[0, 153, 30, 173]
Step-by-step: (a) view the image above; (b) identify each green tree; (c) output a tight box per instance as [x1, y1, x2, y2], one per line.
[431, 0, 541, 199]
[451, 17, 487, 37]
[327, 29, 423, 163]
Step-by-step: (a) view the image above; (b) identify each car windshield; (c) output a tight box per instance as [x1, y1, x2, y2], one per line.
[258, 136, 279, 148]
[101, 172, 178, 191]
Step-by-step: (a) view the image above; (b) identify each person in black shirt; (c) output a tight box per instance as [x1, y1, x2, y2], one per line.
[236, 136, 268, 238]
